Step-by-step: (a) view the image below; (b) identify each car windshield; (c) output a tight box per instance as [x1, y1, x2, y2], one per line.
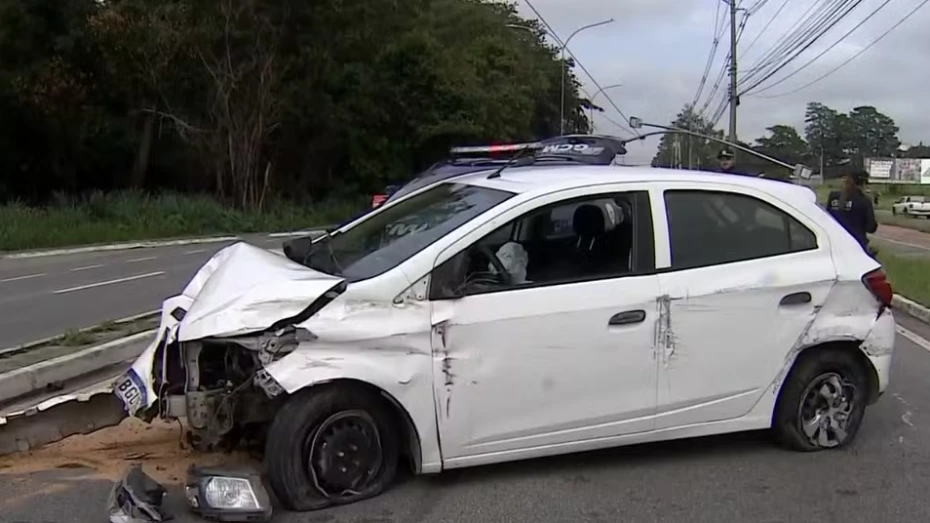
[305, 183, 515, 282]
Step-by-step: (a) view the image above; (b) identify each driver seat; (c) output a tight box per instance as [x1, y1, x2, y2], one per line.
[572, 204, 610, 273]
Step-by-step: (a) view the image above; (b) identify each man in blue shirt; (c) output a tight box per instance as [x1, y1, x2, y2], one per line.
[825, 170, 878, 254]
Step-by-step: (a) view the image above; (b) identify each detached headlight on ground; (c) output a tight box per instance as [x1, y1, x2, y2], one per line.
[185, 466, 272, 522]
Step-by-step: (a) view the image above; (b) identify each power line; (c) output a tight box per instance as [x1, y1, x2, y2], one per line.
[739, 0, 867, 94]
[742, 0, 848, 81]
[696, 11, 748, 120]
[742, 0, 842, 80]
[748, 0, 897, 95]
[756, 0, 930, 97]
[741, 0, 794, 56]
[521, 0, 638, 136]
[690, 1, 728, 110]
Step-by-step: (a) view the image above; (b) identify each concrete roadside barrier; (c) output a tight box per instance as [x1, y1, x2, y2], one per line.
[0, 330, 155, 405]
[892, 294, 930, 324]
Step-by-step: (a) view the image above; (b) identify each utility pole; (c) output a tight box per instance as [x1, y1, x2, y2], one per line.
[727, 0, 739, 144]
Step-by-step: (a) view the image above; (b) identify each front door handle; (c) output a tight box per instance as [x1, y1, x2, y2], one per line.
[608, 310, 646, 326]
[780, 292, 812, 306]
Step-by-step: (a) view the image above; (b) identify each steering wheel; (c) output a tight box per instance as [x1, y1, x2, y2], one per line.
[477, 244, 513, 285]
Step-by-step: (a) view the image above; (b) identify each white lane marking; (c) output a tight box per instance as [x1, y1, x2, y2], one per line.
[873, 235, 930, 252]
[70, 264, 104, 272]
[52, 271, 165, 294]
[126, 256, 157, 263]
[896, 325, 930, 352]
[184, 249, 206, 255]
[0, 273, 46, 283]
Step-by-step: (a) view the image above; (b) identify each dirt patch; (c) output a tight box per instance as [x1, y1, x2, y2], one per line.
[0, 418, 259, 484]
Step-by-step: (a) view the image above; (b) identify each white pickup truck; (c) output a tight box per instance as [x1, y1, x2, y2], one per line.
[892, 195, 930, 217]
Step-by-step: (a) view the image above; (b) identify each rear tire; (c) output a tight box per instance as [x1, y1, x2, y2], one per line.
[264, 385, 400, 511]
[773, 348, 868, 452]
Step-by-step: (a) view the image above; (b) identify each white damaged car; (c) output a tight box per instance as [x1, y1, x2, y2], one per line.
[113, 166, 896, 511]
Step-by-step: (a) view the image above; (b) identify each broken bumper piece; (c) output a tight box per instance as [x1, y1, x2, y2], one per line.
[107, 465, 172, 523]
[185, 465, 273, 522]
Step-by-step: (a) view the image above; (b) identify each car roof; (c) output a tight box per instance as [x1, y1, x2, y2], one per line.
[456, 165, 818, 203]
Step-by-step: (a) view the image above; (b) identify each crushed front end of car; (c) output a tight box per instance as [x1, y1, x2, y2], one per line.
[113, 241, 349, 451]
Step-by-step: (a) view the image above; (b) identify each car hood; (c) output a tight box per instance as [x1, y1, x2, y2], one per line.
[177, 242, 345, 341]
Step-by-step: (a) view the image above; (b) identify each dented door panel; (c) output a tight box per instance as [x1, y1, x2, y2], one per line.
[654, 252, 838, 430]
[432, 275, 661, 463]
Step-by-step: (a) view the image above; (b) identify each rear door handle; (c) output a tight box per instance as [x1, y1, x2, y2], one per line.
[608, 310, 646, 326]
[779, 292, 812, 306]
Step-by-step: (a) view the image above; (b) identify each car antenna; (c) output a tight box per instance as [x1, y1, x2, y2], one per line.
[486, 142, 540, 179]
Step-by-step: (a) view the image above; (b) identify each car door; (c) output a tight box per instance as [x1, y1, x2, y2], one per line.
[649, 182, 837, 430]
[428, 186, 661, 468]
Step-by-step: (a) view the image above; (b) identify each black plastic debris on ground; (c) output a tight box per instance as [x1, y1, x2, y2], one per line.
[108, 464, 173, 522]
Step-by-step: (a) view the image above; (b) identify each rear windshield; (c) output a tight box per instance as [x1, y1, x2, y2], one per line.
[306, 183, 515, 282]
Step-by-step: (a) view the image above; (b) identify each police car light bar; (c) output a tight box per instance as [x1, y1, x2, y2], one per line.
[449, 142, 543, 155]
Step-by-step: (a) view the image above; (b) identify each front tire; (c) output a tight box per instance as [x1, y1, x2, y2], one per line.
[773, 348, 868, 452]
[264, 385, 400, 511]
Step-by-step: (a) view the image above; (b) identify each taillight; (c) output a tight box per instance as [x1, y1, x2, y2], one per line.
[863, 268, 893, 307]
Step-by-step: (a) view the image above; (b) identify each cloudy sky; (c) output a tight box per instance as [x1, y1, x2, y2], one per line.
[515, 0, 930, 165]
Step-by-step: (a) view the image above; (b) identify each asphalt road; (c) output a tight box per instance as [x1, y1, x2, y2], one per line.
[0, 312, 928, 523]
[872, 223, 930, 257]
[0, 234, 292, 348]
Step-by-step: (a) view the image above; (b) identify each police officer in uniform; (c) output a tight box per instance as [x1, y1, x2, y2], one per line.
[714, 149, 748, 175]
[826, 170, 878, 254]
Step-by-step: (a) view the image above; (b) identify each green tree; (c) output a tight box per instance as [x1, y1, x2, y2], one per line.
[847, 105, 900, 165]
[754, 124, 807, 165]
[651, 104, 723, 169]
[803, 102, 851, 172]
[0, 0, 593, 206]
[902, 142, 930, 158]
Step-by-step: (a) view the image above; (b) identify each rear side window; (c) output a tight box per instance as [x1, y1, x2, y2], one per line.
[664, 190, 818, 270]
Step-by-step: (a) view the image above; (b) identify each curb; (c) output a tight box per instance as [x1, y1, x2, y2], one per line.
[0, 310, 159, 359]
[0, 330, 155, 404]
[892, 294, 930, 324]
[0, 235, 240, 260]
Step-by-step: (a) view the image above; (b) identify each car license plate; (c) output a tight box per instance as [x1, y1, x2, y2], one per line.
[113, 370, 146, 413]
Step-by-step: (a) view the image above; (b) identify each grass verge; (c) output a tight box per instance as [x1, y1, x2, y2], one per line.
[0, 190, 363, 252]
[879, 251, 930, 308]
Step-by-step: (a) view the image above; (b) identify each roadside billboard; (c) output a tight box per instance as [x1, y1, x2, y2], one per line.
[866, 157, 930, 184]
[867, 158, 893, 181]
[922, 159, 930, 184]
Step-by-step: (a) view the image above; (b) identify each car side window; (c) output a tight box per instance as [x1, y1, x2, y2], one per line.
[664, 190, 818, 270]
[430, 191, 655, 299]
